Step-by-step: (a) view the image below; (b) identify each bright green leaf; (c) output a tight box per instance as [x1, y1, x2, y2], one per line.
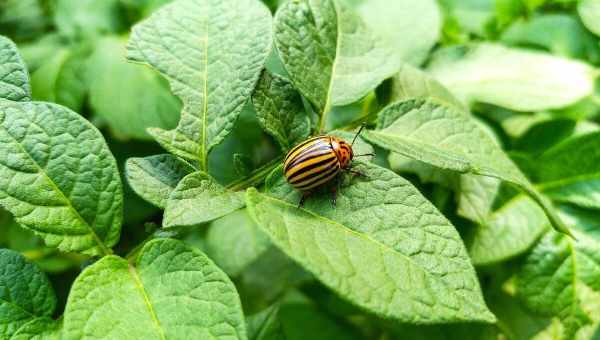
[252, 71, 310, 151]
[0, 36, 30, 102]
[428, 43, 596, 111]
[354, 0, 441, 65]
[127, 0, 272, 169]
[163, 171, 245, 228]
[0, 100, 123, 256]
[63, 238, 247, 339]
[248, 161, 495, 323]
[125, 154, 194, 208]
[88, 37, 181, 140]
[10, 317, 61, 340]
[579, 0, 600, 37]
[0, 249, 56, 339]
[274, 0, 400, 131]
[364, 99, 572, 236]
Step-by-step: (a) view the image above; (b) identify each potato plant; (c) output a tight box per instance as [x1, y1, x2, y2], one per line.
[1, 0, 600, 339]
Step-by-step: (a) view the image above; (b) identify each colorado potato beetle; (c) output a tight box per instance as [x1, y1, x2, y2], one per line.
[283, 125, 372, 207]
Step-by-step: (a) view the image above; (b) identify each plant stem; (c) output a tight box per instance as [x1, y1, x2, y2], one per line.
[226, 155, 283, 191]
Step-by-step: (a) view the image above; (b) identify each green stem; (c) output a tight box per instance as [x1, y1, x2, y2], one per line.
[226, 156, 283, 191]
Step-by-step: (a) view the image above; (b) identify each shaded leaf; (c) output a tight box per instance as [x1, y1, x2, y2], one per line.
[63, 238, 247, 339]
[127, 0, 272, 169]
[0, 100, 123, 255]
[163, 171, 245, 228]
[579, 0, 600, 37]
[246, 305, 285, 340]
[10, 317, 61, 340]
[0, 36, 30, 102]
[125, 154, 194, 208]
[54, 0, 124, 39]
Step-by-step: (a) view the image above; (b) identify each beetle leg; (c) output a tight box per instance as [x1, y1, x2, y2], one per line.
[298, 191, 311, 208]
[346, 168, 368, 178]
[330, 175, 340, 208]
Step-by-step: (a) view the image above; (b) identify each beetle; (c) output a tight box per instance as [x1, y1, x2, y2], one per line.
[283, 125, 372, 207]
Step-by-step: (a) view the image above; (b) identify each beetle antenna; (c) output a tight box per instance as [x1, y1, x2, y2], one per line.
[354, 153, 375, 157]
[351, 123, 366, 147]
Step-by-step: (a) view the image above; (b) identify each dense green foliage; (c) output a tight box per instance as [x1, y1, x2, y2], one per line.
[1, 0, 600, 339]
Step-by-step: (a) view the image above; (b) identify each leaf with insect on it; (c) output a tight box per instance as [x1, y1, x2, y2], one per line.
[364, 98, 573, 236]
[247, 160, 495, 323]
[62, 238, 247, 340]
[127, 0, 272, 170]
[0, 249, 57, 339]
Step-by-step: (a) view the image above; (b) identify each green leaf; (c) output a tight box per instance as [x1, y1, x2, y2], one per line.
[163, 171, 245, 228]
[278, 301, 356, 340]
[252, 71, 310, 151]
[30, 47, 88, 112]
[0, 100, 123, 256]
[0, 249, 56, 339]
[438, 0, 495, 37]
[88, 37, 181, 140]
[205, 209, 271, 276]
[233, 153, 254, 177]
[517, 231, 600, 338]
[274, 0, 400, 131]
[127, 0, 272, 170]
[579, 0, 600, 37]
[0, 36, 30, 102]
[0, 0, 50, 41]
[386, 64, 467, 112]
[363, 99, 572, 236]
[54, 0, 124, 39]
[10, 317, 61, 340]
[246, 305, 285, 340]
[248, 162, 495, 323]
[125, 154, 195, 208]
[63, 238, 247, 339]
[468, 195, 548, 265]
[354, 0, 441, 65]
[535, 132, 600, 210]
[427, 43, 596, 111]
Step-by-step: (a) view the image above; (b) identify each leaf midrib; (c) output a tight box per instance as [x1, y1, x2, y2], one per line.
[318, 0, 341, 134]
[128, 263, 165, 340]
[200, 13, 209, 171]
[254, 191, 493, 321]
[0, 115, 110, 255]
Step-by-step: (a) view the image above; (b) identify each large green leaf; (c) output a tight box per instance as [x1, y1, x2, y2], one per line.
[163, 172, 245, 228]
[125, 154, 194, 208]
[127, 0, 272, 169]
[363, 99, 572, 236]
[88, 37, 181, 140]
[252, 71, 310, 151]
[517, 231, 600, 339]
[274, 0, 400, 131]
[468, 195, 548, 265]
[0, 249, 56, 339]
[0, 100, 123, 256]
[579, 0, 600, 37]
[354, 0, 441, 65]
[0, 36, 30, 102]
[535, 132, 600, 210]
[247, 162, 495, 323]
[427, 43, 596, 111]
[9, 317, 61, 340]
[63, 238, 247, 339]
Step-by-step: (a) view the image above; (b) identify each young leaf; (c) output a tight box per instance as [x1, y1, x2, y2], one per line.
[127, 0, 272, 169]
[468, 195, 548, 265]
[252, 70, 310, 151]
[579, 0, 600, 37]
[205, 209, 271, 277]
[363, 99, 572, 236]
[354, 0, 441, 65]
[0, 36, 30, 102]
[273, 0, 400, 131]
[63, 238, 247, 339]
[248, 162, 495, 323]
[517, 232, 600, 338]
[10, 317, 61, 340]
[125, 154, 195, 208]
[163, 171, 245, 228]
[535, 132, 600, 210]
[0, 249, 56, 339]
[427, 43, 596, 111]
[88, 37, 181, 140]
[0, 100, 123, 256]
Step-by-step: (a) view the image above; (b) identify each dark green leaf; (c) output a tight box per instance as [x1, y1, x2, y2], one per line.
[0, 36, 30, 102]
